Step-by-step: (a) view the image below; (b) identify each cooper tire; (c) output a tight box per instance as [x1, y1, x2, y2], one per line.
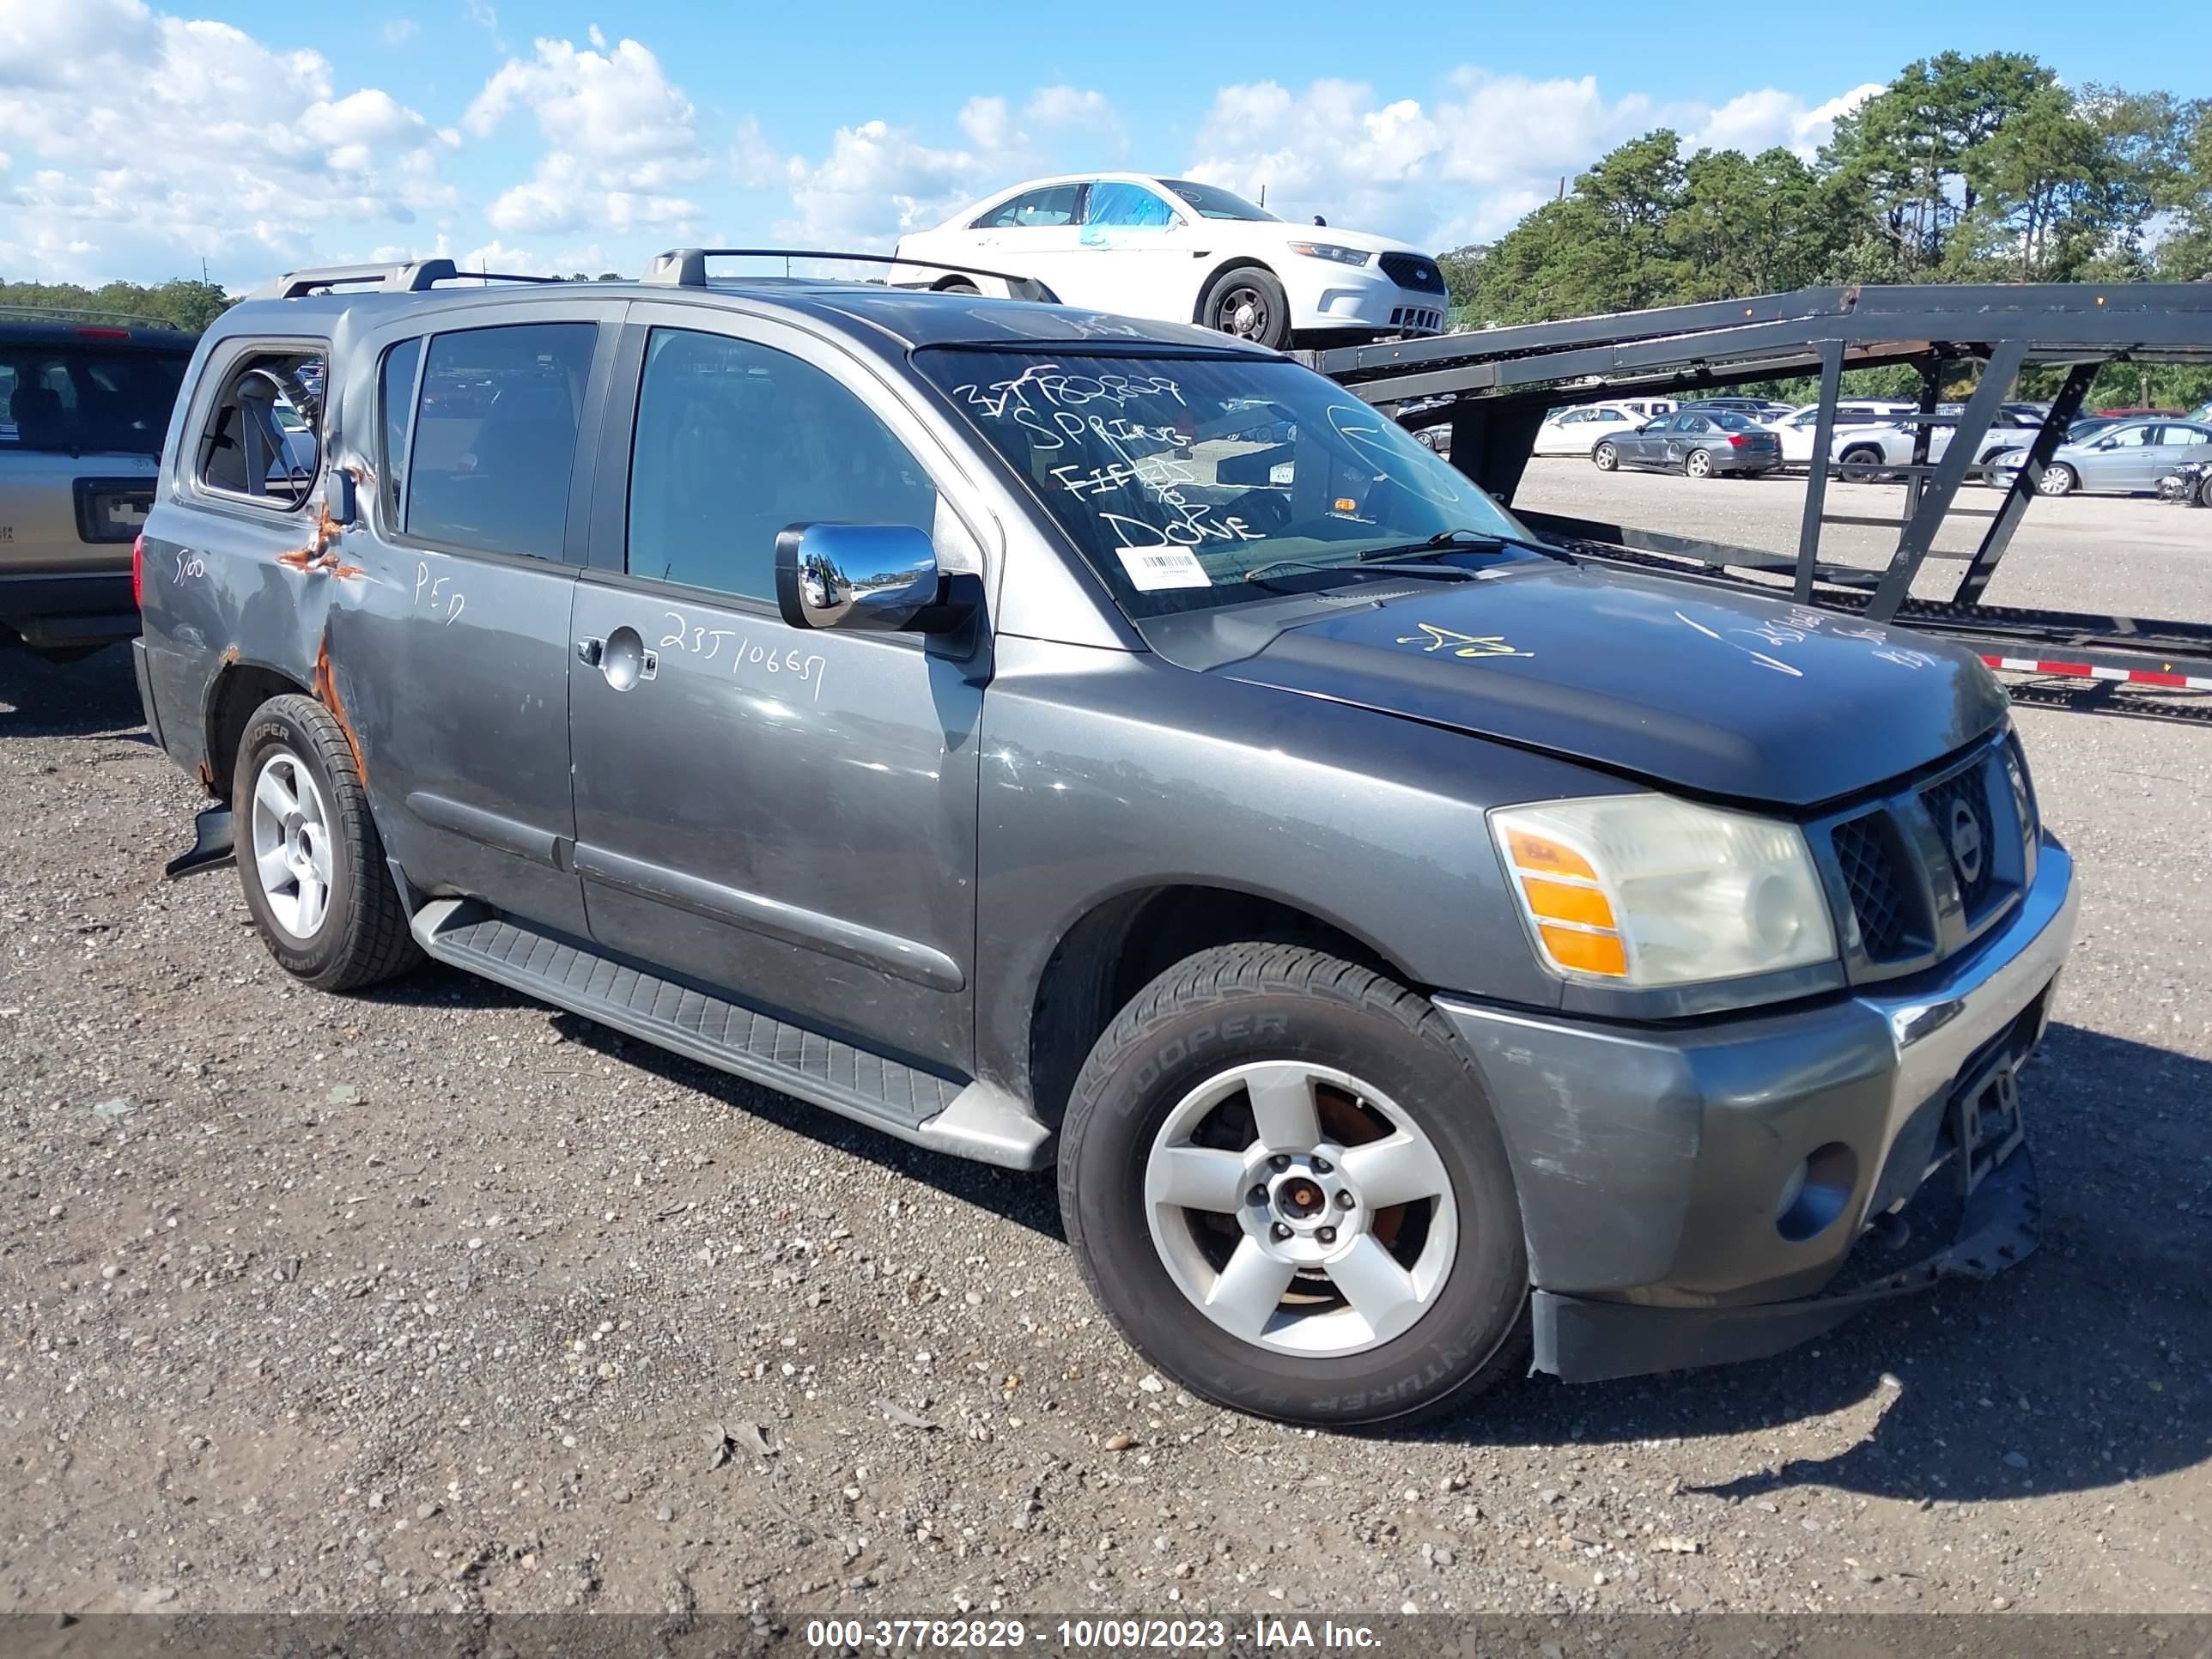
[1200, 265, 1292, 351]
[234, 693, 421, 992]
[1059, 942, 1529, 1428]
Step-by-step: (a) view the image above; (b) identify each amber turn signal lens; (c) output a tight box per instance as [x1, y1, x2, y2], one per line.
[1538, 925, 1628, 977]
[1504, 829, 1597, 882]
[1518, 876, 1616, 929]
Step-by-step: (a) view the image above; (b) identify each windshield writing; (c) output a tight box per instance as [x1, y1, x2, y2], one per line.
[921, 351, 1530, 615]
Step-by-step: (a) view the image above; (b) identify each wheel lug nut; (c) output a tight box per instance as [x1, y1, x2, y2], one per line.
[1270, 1222, 1292, 1242]
[1311, 1157, 1333, 1175]
[1336, 1190, 1355, 1209]
[1316, 1225, 1337, 1245]
[1267, 1154, 1291, 1172]
[1247, 1185, 1269, 1206]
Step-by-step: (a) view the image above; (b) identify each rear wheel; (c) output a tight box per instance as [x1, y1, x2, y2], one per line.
[936, 279, 981, 295]
[1592, 442, 1620, 471]
[1059, 943, 1529, 1427]
[2199, 473, 2212, 509]
[1200, 265, 1291, 351]
[1840, 444, 1884, 477]
[1684, 447, 1714, 479]
[2039, 462, 2078, 497]
[234, 694, 420, 991]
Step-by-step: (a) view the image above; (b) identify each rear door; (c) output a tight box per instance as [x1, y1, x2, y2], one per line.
[565, 307, 987, 1072]
[2088, 422, 2160, 491]
[329, 305, 622, 938]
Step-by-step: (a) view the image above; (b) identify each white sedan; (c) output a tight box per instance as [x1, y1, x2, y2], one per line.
[891, 173, 1450, 350]
[1530, 403, 1647, 456]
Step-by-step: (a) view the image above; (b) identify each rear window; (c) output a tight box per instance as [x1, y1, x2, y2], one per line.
[0, 344, 188, 455]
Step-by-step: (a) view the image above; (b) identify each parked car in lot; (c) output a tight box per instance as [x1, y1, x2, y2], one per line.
[1592, 409, 1782, 477]
[1674, 396, 1793, 422]
[1530, 403, 1644, 455]
[1760, 400, 1918, 464]
[1, 318, 195, 658]
[1828, 407, 2049, 477]
[891, 173, 1449, 350]
[135, 252, 2073, 1426]
[1988, 417, 2212, 496]
[2157, 455, 2212, 507]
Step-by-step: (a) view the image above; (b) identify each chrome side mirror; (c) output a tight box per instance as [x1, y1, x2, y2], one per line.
[775, 522, 951, 634]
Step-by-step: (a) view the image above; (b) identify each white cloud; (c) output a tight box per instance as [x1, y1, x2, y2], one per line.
[1024, 86, 1115, 130]
[773, 119, 985, 247]
[0, 0, 456, 283]
[1182, 70, 1877, 250]
[1691, 82, 1883, 159]
[381, 18, 420, 46]
[466, 32, 707, 240]
[957, 96, 1015, 154]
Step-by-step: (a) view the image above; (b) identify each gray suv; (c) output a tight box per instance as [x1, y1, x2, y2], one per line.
[134, 252, 2077, 1426]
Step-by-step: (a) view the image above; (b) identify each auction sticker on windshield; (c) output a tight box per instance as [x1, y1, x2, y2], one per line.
[1117, 546, 1212, 590]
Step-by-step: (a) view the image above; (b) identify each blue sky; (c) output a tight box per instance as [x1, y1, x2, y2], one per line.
[3, 1, 2203, 287]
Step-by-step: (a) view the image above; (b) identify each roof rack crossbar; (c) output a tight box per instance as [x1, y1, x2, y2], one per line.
[642, 247, 1057, 302]
[252, 261, 563, 300]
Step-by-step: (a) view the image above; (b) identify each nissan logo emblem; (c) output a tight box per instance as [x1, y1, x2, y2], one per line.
[1948, 800, 1984, 885]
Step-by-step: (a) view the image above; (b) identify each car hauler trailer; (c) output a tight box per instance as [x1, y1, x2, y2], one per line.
[1304, 283, 2212, 723]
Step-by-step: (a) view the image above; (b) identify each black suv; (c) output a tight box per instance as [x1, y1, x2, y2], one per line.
[133, 252, 2075, 1425]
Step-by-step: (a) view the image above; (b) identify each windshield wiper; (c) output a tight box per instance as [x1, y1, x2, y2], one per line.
[1241, 556, 1481, 589]
[1358, 527, 1574, 564]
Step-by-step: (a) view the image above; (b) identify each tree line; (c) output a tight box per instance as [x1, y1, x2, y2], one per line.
[1441, 52, 2212, 406]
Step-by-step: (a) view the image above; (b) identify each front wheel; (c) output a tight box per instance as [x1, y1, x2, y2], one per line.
[2199, 473, 2212, 510]
[1592, 442, 1619, 471]
[1200, 265, 1291, 350]
[1059, 943, 1529, 1428]
[1684, 447, 1714, 478]
[2039, 462, 2078, 497]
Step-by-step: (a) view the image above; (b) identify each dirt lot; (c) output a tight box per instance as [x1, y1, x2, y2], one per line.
[3, 486, 2209, 1620]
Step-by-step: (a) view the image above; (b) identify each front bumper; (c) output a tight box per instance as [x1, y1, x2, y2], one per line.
[1435, 833, 2076, 1382]
[1306, 271, 1448, 336]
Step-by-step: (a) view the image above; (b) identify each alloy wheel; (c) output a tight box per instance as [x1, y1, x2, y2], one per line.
[248, 750, 335, 939]
[1143, 1061, 1459, 1357]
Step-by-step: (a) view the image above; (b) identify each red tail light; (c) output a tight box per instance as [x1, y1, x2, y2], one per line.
[131, 533, 144, 608]
[1728, 434, 1752, 448]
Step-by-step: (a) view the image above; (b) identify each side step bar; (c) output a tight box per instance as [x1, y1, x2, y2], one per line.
[408, 900, 1051, 1171]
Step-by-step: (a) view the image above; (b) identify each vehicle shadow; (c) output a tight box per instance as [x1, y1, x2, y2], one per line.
[1409, 1020, 2210, 1502]
[365, 962, 1065, 1237]
[0, 641, 148, 738]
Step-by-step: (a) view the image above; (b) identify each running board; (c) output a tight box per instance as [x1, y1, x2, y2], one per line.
[408, 900, 1051, 1171]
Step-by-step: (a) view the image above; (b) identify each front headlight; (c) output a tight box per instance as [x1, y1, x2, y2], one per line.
[1490, 795, 1837, 988]
[1286, 240, 1371, 267]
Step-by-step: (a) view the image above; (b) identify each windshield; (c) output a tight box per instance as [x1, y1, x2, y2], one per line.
[1161, 179, 1278, 222]
[917, 349, 1536, 617]
[0, 343, 189, 455]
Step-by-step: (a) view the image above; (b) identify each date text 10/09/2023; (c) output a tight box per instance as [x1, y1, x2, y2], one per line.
[799, 1617, 1385, 1651]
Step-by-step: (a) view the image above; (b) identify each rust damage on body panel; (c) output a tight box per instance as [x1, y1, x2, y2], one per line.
[313, 632, 368, 790]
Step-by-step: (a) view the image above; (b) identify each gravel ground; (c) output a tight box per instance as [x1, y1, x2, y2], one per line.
[3, 544, 2209, 1620]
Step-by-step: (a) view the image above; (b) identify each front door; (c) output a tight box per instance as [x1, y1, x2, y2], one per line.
[566, 309, 985, 1073]
[330, 309, 617, 938]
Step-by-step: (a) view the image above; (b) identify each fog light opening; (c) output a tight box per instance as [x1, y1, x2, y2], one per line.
[1776, 1142, 1858, 1242]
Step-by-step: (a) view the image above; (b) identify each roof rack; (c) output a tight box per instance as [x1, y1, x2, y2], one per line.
[250, 259, 562, 300]
[642, 247, 1058, 303]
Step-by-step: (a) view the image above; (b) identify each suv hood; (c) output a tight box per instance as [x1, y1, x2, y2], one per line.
[1204, 562, 2009, 808]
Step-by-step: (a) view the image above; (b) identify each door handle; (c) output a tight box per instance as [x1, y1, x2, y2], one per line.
[576, 636, 605, 666]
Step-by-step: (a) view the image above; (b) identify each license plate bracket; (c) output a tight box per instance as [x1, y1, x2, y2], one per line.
[1951, 1053, 2026, 1196]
